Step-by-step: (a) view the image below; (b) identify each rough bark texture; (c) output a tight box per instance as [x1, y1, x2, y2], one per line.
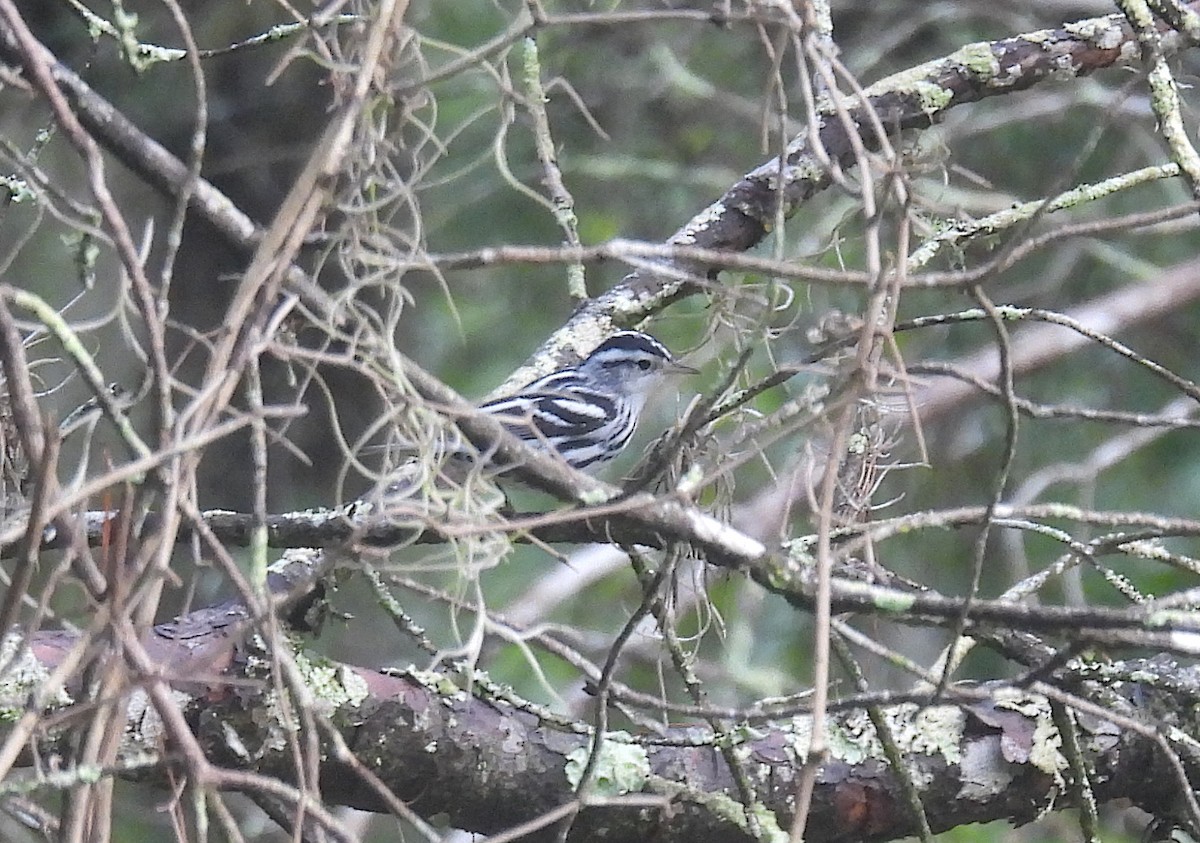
[6, 607, 1199, 842]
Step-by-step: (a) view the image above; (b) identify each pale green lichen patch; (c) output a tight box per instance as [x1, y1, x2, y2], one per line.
[772, 158, 830, 191]
[865, 583, 917, 614]
[780, 536, 816, 578]
[652, 774, 789, 842]
[564, 737, 650, 797]
[135, 44, 186, 66]
[405, 666, 468, 701]
[1064, 18, 1127, 51]
[1118, 40, 1141, 63]
[991, 689, 1044, 717]
[1119, 538, 1171, 562]
[0, 634, 72, 720]
[1046, 52, 1082, 82]
[824, 717, 872, 765]
[846, 431, 869, 456]
[292, 651, 371, 713]
[250, 693, 294, 756]
[1145, 608, 1199, 630]
[790, 716, 812, 758]
[995, 305, 1028, 321]
[221, 720, 252, 761]
[792, 703, 965, 774]
[1021, 28, 1057, 45]
[239, 646, 373, 758]
[861, 58, 943, 101]
[852, 63, 955, 116]
[266, 547, 324, 577]
[0, 175, 34, 203]
[901, 705, 966, 764]
[1028, 711, 1067, 782]
[675, 200, 726, 243]
[125, 686, 193, 748]
[578, 486, 616, 505]
[745, 802, 789, 843]
[994, 692, 1067, 782]
[911, 79, 954, 113]
[956, 42, 1000, 77]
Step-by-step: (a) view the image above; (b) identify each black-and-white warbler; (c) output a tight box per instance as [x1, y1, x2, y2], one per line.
[478, 330, 697, 472]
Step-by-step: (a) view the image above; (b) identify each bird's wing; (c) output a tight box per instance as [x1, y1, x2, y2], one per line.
[480, 374, 616, 442]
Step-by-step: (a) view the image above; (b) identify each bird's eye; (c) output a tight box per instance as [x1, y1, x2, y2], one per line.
[637, 359, 652, 371]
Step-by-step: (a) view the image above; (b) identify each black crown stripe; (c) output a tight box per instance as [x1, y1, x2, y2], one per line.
[591, 331, 671, 359]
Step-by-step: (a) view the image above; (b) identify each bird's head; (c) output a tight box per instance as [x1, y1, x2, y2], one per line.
[577, 330, 698, 399]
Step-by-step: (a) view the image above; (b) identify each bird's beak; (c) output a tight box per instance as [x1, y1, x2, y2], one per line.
[667, 360, 700, 375]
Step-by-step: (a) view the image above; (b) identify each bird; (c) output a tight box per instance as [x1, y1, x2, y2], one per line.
[476, 330, 697, 472]
[362, 331, 696, 515]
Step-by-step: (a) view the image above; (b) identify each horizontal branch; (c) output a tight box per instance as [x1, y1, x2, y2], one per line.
[17, 502, 1200, 646]
[6, 619, 1197, 841]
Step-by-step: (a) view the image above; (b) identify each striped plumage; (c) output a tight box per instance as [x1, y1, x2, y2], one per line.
[479, 331, 696, 472]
